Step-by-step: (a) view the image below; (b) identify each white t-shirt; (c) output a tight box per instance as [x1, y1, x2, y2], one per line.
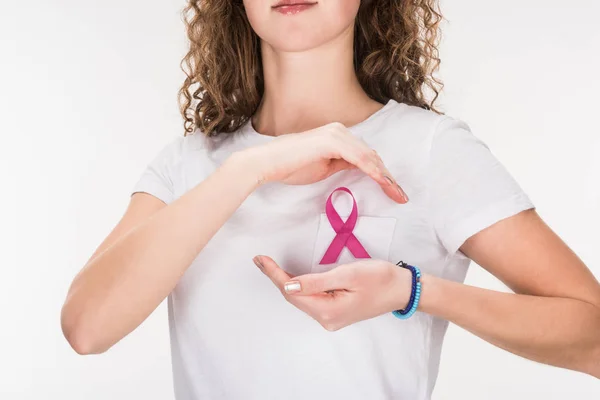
[132, 99, 534, 400]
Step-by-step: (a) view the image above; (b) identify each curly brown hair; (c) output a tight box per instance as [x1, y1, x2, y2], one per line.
[179, 0, 444, 137]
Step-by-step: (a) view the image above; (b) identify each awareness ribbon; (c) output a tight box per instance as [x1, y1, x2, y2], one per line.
[318, 186, 371, 265]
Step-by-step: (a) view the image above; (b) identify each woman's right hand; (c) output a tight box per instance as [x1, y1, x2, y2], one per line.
[235, 122, 408, 204]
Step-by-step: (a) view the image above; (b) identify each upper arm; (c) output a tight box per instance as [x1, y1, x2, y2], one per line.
[426, 116, 600, 307]
[87, 135, 184, 264]
[460, 208, 600, 309]
[427, 116, 535, 256]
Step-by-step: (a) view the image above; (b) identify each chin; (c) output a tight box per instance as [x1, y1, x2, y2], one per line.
[267, 30, 331, 52]
[244, 0, 360, 53]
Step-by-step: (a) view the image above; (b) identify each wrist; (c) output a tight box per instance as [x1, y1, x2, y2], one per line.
[224, 149, 268, 191]
[388, 263, 439, 316]
[388, 263, 413, 312]
[416, 272, 442, 315]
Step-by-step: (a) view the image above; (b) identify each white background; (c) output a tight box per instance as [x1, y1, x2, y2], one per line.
[1, 0, 599, 398]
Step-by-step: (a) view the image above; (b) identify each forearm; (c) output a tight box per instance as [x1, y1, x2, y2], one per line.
[62, 152, 259, 354]
[417, 273, 600, 377]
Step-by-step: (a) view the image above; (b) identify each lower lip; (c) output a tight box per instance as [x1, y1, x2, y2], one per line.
[273, 4, 316, 15]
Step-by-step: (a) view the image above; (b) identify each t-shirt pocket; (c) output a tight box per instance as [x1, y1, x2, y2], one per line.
[310, 213, 398, 273]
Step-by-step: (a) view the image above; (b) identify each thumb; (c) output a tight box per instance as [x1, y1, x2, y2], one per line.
[283, 267, 354, 295]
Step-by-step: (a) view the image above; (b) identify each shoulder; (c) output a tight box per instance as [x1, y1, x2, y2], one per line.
[372, 101, 481, 166]
[388, 102, 472, 141]
[381, 101, 445, 131]
[140, 129, 209, 176]
[390, 103, 488, 160]
[370, 101, 458, 145]
[148, 124, 246, 176]
[159, 128, 223, 159]
[181, 129, 211, 152]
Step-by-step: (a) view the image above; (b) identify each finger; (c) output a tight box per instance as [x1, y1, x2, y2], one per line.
[363, 148, 409, 204]
[343, 144, 408, 204]
[325, 158, 356, 177]
[253, 255, 293, 292]
[282, 265, 359, 296]
[328, 130, 408, 204]
[321, 124, 408, 204]
[371, 150, 409, 204]
[380, 170, 409, 204]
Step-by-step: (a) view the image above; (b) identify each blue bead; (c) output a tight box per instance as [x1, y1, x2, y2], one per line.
[393, 262, 422, 320]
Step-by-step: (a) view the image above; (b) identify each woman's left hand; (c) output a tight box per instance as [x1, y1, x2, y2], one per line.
[252, 255, 413, 331]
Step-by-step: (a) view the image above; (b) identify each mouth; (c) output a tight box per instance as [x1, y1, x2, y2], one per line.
[272, 0, 318, 15]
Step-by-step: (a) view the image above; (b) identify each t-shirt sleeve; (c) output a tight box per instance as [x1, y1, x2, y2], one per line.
[426, 116, 535, 256]
[131, 136, 184, 205]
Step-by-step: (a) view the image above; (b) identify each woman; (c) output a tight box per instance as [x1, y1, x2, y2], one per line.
[61, 0, 600, 399]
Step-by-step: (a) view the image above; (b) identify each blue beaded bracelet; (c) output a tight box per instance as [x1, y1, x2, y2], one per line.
[392, 261, 421, 320]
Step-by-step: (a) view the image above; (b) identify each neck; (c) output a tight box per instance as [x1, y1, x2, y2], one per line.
[252, 24, 383, 137]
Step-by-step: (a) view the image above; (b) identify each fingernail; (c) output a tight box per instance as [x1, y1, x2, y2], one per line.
[284, 281, 301, 293]
[396, 184, 409, 202]
[383, 175, 394, 186]
[253, 256, 264, 270]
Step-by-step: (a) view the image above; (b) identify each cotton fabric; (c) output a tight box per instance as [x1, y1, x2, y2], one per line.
[131, 99, 534, 399]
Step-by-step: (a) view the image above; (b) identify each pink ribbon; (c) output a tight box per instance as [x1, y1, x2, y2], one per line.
[319, 186, 371, 265]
